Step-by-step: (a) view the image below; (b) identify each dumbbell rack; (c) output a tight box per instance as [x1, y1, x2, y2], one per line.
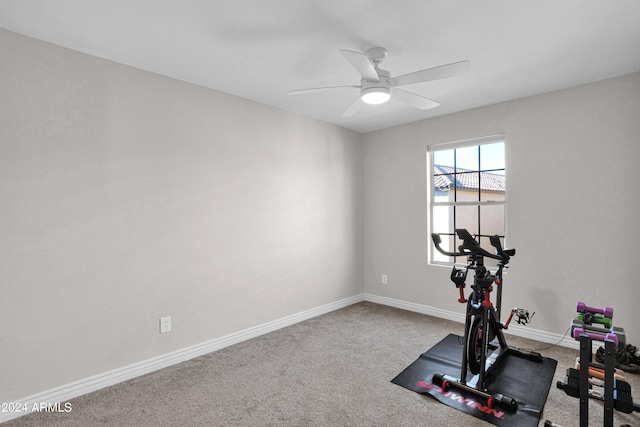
[555, 302, 637, 427]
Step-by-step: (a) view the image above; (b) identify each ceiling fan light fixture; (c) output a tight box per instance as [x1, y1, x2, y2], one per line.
[361, 86, 391, 104]
[289, 47, 470, 117]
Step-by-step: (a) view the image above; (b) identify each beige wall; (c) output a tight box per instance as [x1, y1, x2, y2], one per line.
[363, 71, 640, 346]
[0, 29, 363, 401]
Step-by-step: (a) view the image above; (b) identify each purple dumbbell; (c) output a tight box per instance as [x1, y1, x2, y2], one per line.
[573, 327, 619, 348]
[576, 302, 613, 319]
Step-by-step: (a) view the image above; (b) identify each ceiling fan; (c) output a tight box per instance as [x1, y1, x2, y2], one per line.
[289, 47, 470, 116]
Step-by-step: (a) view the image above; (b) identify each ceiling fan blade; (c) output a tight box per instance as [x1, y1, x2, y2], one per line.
[393, 88, 440, 110]
[288, 85, 360, 95]
[339, 50, 379, 82]
[342, 96, 364, 117]
[390, 60, 470, 87]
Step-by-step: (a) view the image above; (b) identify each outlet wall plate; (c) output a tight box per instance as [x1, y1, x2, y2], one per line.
[160, 316, 172, 334]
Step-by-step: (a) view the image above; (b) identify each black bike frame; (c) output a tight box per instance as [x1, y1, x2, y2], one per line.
[431, 228, 542, 411]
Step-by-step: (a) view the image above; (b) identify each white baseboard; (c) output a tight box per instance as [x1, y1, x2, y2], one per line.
[363, 293, 466, 323]
[0, 294, 365, 424]
[363, 293, 579, 350]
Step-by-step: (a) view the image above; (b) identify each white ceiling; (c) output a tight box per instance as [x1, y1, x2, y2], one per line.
[1, 0, 640, 133]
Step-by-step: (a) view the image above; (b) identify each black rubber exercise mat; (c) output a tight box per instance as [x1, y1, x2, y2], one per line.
[392, 334, 557, 427]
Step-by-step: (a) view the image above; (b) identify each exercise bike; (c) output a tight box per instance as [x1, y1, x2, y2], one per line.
[431, 228, 543, 411]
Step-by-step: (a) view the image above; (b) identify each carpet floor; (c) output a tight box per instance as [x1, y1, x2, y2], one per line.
[4, 302, 639, 426]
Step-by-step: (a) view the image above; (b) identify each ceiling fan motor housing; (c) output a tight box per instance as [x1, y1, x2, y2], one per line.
[361, 66, 391, 104]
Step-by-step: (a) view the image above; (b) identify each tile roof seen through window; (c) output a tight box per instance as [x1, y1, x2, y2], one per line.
[433, 165, 505, 193]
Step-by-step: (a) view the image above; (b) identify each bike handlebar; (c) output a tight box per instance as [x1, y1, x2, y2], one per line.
[489, 235, 516, 260]
[431, 229, 515, 263]
[431, 233, 465, 257]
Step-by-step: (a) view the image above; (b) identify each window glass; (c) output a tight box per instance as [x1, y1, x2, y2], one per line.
[428, 136, 506, 265]
[456, 145, 479, 172]
[480, 142, 505, 172]
[433, 150, 454, 168]
[480, 172, 506, 202]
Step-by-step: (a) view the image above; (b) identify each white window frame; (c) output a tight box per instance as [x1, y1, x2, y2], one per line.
[427, 134, 507, 266]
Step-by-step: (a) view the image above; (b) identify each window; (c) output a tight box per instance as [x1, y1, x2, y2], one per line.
[428, 134, 506, 264]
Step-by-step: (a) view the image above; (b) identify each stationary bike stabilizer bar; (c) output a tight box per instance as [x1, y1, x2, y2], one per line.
[433, 373, 517, 412]
[431, 229, 515, 263]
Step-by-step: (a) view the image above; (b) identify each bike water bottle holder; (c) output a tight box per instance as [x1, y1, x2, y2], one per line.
[450, 266, 469, 303]
[450, 266, 467, 286]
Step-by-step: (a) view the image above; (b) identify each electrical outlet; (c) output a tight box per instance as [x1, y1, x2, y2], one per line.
[160, 316, 172, 334]
[381, 274, 388, 285]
